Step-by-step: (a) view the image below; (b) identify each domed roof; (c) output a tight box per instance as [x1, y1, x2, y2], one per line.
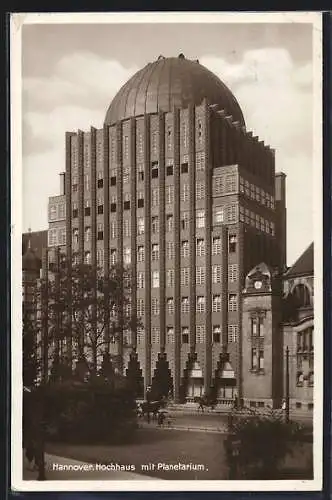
[105, 55, 245, 126]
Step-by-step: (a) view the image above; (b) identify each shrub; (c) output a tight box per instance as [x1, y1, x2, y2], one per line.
[225, 407, 309, 479]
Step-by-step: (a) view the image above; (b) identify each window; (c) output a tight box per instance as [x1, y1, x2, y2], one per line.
[196, 182, 205, 200]
[196, 325, 205, 343]
[123, 167, 130, 184]
[151, 216, 159, 234]
[137, 245, 145, 262]
[166, 327, 174, 343]
[166, 214, 174, 232]
[123, 247, 131, 265]
[181, 122, 188, 149]
[228, 264, 238, 283]
[166, 185, 174, 204]
[181, 184, 189, 202]
[72, 175, 78, 192]
[137, 327, 144, 344]
[84, 251, 91, 265]
[196, 151, 205, 171]
[167, 269, 175, 287]
[251, 316, 264, 337]
[228, 325, 238, 343]
[182, 327, 189, 344]
[137, 164, 144, 182]
[151, 270, 159, 288]
[97, 249, 104, 268]
[181, 162, 189, 174]
[84, 200, 91, 217]
[196, 238, 205, 257]
[110, 248, 117, 265]
[167, 297, 174, 315]
[72, 203, 78, 218]
[181, 212, 189, 230]
[151, 188, 159, 207]
[137, 132, 143, 155]
[97, 223, 103, 241]
[296, 371, 304, 386]
[227, 204, 238, 223]
[228, 294, 238, 312]
[166, 126, 172, 151]
[49, 204, 57, 221]
[97, 198, 104, 214]
[229, 235, 237, 253]
[123, 135, 129, 159]
[181, 297, 189, 314]
[151, 161, 159, 178]
[48, 229, 57, 247]
[151, 298, 160, 316]
[196, 210, 205, 228]
[251, 348, 263, 370]
[212, 295, 221, 312]
[123, 219, 131, 238]
[166, 164, 174, 176]
[196, 266, 205, 285]
[151, 131, 158, 155]
[110, 220, 117, 239]
[123, 193, 130, 210]
[85, 226, 91, 242]
[110, 196, 117, 213]
[97, 171, 104, 189]
[214, 208, 224, 225]
[181, 240, 189, 258]
[212, 265, 222, 284]
[72, 228, 79, 245]
[137, 299, 144, 317]
[151, 243, 159, 261]
[137, 192, 144, 209]
[137, 272, 145, 289]
[213, 325, 221, 343]
[152, 327, 160, 344]
[225, 174, 237, 193]
[196, 296, 205, 313]
[137, 218, 145, 235]
[212, 236, 221, 255]
[181, 267, 190, 286]
[167, 241, 174, 260]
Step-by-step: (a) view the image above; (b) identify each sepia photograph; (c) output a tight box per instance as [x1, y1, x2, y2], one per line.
[11, 11, 323, 492]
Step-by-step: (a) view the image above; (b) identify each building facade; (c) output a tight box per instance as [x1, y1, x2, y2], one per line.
[44, 54, 288, 403]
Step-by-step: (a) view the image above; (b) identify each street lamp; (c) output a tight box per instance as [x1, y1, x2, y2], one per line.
[285, 346, 290, 423]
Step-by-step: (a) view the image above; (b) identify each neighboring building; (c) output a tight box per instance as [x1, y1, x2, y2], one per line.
[282, 243, 314, 411]
[241, 244, 314, 411]
[43, 54, 290, 404]
[22, 230, 47, 261]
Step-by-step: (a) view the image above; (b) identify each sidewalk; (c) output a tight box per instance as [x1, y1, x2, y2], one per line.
[23, 452, 155, 481]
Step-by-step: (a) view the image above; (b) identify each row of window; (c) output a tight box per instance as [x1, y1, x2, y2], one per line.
[136, 324, 238, 344]
[77, 238, 237, 269]
[48, 227, 66, 247]
[147, 293, 231, 315]
[239, 206, 275, 235]
[239, 177, 275, 209]
[213, 173, 238, 196]
[48, 202, 66, 222]
[136, 267, 226, 288]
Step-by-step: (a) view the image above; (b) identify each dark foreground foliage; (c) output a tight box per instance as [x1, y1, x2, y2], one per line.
[225, 406, 312, 479]
[24, 378, 138, 446]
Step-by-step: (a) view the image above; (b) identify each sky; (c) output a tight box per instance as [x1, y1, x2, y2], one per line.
[21, 19, 316, 266]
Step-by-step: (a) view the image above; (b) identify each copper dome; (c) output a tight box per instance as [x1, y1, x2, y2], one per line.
[105, 55, 245, 126]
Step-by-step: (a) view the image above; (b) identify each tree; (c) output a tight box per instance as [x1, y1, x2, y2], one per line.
[225, 406, 307, 479]
[37, 256, 138, 380]
[23, 311, 39, 387]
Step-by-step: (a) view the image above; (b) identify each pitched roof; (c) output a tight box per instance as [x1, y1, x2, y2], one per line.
[285, 243, 314, 278]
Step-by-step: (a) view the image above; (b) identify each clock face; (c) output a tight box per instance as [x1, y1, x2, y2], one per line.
[254, 280, 263, 290]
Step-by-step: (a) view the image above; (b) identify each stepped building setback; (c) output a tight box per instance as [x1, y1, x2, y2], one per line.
[33, 54, 313, 410]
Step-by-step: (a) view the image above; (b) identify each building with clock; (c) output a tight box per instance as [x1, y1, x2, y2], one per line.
[39, 53, 314, 409]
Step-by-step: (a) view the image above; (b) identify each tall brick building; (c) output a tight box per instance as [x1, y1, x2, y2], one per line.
[45, 54, 288, 404]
